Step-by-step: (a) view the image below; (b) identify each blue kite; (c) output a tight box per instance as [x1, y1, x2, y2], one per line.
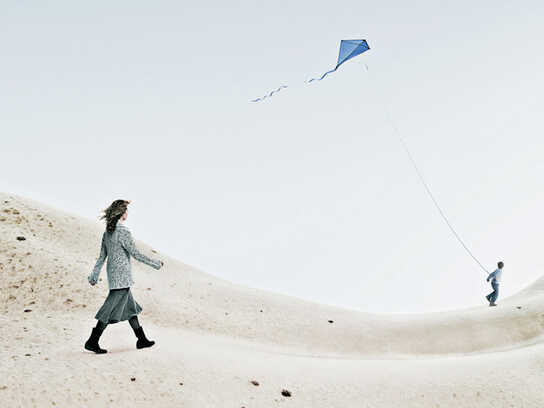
[251, 39, 370, 102]
[307, 39, 370, 83]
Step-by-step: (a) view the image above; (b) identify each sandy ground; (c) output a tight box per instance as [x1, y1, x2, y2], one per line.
[1, 191, 543, 407]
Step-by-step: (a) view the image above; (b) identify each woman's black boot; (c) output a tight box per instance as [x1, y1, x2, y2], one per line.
[134, 326, 155, 349]
[84, 327, 108, 354]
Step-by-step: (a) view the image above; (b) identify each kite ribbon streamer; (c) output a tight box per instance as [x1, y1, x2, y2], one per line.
[251, 85, 288, 103]
[307, 68, 338, 83]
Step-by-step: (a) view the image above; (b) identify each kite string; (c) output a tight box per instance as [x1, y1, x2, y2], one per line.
[364, 64, 489, 275]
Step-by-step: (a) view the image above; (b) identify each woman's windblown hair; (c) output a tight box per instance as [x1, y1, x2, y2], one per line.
[99, 199, 131, 233]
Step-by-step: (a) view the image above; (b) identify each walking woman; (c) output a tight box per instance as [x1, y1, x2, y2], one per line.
[84, 199, 164, 354]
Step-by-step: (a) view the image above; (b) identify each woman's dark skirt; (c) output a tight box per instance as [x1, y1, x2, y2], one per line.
[94, 287, 142, 324]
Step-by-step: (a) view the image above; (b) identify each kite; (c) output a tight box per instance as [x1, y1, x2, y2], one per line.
[307, 39, 370, 83]
[251, 39, 370, 102]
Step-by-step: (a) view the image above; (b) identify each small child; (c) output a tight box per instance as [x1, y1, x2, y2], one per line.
[486, 261, 504, 306]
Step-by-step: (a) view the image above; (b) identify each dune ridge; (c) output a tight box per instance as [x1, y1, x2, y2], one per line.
[1, 191, 543, 407]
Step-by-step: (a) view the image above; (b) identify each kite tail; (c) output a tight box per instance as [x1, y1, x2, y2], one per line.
[307, 66, 338, 83]
[251, 85, 288, 102]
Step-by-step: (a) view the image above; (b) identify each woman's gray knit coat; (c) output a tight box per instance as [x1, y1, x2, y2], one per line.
[88, 223, 162, 289]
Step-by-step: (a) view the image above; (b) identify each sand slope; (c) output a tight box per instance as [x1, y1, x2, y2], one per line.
[1, 191, 543, 407]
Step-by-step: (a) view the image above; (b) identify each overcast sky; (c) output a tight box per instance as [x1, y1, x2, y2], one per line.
[2, 0, 543, 313]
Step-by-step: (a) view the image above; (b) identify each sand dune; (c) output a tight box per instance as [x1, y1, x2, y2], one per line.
[1, 191, 543, 407]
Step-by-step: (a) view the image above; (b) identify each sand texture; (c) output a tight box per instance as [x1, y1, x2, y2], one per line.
[1, 191, 543, 407]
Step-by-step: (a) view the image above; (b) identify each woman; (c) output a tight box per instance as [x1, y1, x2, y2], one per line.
[84, 199, 164, 354]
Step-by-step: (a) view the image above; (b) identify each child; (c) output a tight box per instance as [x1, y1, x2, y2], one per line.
[485, 261, 504, 307]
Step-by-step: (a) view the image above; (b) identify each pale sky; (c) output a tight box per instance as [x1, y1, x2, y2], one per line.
[2, 0, 543, 313]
